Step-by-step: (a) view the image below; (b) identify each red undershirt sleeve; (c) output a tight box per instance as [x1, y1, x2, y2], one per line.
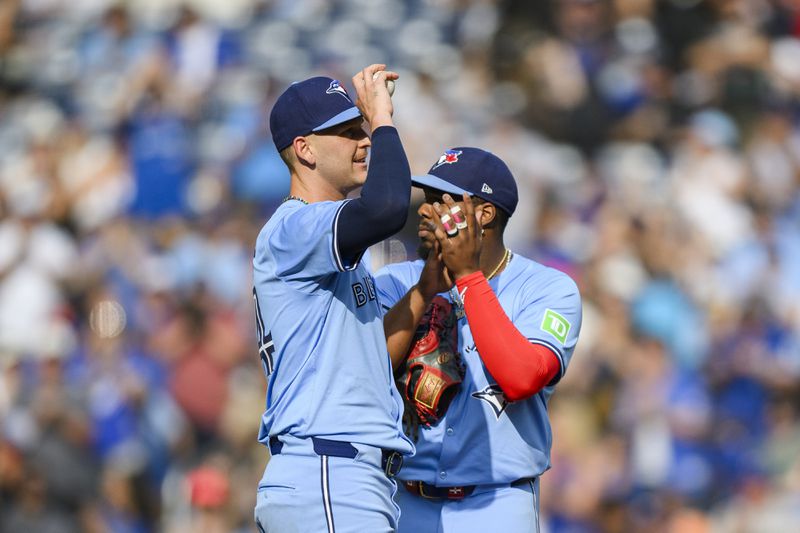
[455, 271, 561, 402]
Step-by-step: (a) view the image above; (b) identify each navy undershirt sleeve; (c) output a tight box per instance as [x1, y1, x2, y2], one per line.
[337, 126, 411, 263]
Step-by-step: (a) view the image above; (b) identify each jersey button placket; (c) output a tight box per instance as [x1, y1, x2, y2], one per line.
[438, 410, 462, 481]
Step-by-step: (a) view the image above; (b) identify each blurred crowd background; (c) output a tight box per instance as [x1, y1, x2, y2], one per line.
[1, 0, 800, 531]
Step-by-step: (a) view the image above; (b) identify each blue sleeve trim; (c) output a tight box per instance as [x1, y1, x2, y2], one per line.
[331, 200, 363, 272]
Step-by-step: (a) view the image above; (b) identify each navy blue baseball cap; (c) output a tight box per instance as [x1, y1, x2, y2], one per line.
[269, 76, 362, 152]
[412, 147, 519, 216]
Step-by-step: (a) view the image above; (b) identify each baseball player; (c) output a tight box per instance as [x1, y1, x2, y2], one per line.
[375, 147, 582, 532]
[252, 65, 414, 533]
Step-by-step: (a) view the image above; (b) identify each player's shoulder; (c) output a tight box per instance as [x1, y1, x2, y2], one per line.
[374, 259, 424, 286]
[375, 258, 424, 278]
[508, 253, 580, 296]
[258, 200, 344, 243]
[274, 199, 344, 224]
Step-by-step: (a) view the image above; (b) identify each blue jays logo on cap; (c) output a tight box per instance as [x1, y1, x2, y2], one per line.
[326, 80, 351, 101]
[431, 149, 463, 170]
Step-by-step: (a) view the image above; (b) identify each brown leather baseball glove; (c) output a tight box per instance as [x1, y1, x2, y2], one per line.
[396, 295, 465, 434]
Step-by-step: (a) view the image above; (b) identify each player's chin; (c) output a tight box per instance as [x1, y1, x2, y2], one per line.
[416, 239, 433, 260]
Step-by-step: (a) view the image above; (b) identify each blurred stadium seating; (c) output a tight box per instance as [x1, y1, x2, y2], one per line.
[1, 1, 800, 531]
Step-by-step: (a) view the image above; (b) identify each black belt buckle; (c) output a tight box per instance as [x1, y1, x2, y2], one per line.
[382, 450, 403, 478]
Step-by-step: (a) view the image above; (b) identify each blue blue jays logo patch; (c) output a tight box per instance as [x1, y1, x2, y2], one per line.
[431, 149, 462, 170]
[326, 80, 351, 101]
[472, 384, 509, 419]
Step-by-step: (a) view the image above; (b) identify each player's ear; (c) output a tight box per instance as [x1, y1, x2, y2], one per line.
[293, 136, 316, 167]
[475, 202, 496, 228]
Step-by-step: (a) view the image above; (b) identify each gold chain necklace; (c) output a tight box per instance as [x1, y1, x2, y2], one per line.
[486, 249, 511, 280]
[282, 195, 308, 204]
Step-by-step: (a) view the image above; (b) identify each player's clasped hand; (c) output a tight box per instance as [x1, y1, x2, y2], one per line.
[431, 193, 482, 280]
[414, 203, 453, 297]
[352, 64, 399, 130]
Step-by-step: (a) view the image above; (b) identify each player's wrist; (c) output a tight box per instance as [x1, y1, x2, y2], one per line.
[415, 281, 439, 302]
[368, 113, 394, 129]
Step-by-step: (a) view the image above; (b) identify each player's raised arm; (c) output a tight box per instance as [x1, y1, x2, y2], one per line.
[335, 64, 411, 264]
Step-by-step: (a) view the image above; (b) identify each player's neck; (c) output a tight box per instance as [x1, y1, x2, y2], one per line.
[479, 239, 509, 279]
[289, 175, 347, 203]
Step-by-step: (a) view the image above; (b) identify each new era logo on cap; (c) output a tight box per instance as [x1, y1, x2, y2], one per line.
[411, 147, 519, 216]
[270, 76, 362, 152]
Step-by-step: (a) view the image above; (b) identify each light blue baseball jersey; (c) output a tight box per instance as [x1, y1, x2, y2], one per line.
[253, 199, 413, 455]
[375, 253, 581, 485]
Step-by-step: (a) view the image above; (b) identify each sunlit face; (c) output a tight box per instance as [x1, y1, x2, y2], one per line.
[307, 118, 370, 194]
[416, 188, 484, 259]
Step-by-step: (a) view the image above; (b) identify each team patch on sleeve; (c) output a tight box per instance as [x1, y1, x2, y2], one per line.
[541, 309, 571, 345]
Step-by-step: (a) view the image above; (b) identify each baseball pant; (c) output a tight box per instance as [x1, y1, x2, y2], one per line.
[396, 478, 540, 533]
[254, 435, 401, 533]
